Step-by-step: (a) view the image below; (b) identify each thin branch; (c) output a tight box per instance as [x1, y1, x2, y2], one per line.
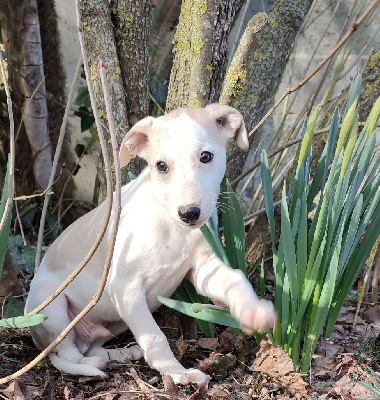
[34, 58, 82, 272]
[14, 76, 46, 143]
[231, 122, 365, 188]
[227, 0, 380, 162]
[13, 167, 63, 201]
[14, 200, 27, 246]
[149, 91, 165, 115]
[0, 51, 15, 238]
[243, 199, 282, 225]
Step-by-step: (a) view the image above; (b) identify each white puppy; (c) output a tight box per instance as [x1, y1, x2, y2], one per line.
[25, 104, 276, 385]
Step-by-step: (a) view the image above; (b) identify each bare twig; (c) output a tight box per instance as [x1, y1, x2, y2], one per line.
[243, 199, 282, 225]
[231, 122, 366, 188]
[34, 58, 82, 272]
[149, 91, 165, 115]
[14, 76, 46, 143]
[227, 0, 380, 162]
[0, 51, 15, 238]
[13, 167, 63, 201]
[13, 200, 27, 246]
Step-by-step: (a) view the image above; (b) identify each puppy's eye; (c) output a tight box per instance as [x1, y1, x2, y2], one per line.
[156, 161, 169, 173]
[200, 151, 214, 164]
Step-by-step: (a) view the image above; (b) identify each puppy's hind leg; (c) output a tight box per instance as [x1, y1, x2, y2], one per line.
[26, 279, 106, 377]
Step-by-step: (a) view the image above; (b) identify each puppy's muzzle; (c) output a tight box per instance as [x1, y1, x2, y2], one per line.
[178, 205, 201, 225]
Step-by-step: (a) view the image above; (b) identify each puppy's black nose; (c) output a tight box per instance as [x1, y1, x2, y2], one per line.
[178, 205, 201, 224]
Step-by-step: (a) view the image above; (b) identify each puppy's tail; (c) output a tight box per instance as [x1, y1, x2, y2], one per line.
[49, 353, 107, 377]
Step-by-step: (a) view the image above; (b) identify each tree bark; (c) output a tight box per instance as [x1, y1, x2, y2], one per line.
[246, 46, 380, 267]
[20, 0, 53, 190]
[0, 0, 46, 196]
[80, 0, 128, 195]
[0, 0, 53, 191]
[222, 0, 314, 182]
[80, 0, 152, 190]
[220, 13, 268, 106]
[111, 0, 151, 178]
[166, 0, 242, 112]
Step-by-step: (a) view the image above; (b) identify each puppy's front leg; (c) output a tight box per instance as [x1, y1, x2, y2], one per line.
[119, 295, 209, 386]
[188, 253, 277, 334]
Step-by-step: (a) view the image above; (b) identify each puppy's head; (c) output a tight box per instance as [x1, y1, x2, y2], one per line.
[120, 104, 248, 228]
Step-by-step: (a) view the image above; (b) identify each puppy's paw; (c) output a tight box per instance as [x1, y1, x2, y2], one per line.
[125, 344, 143, 360]
[171, 368, 210, 386]
[239, 299, 277, 334]
[106, 345, 144, 362]
[79, 355, 107, 370]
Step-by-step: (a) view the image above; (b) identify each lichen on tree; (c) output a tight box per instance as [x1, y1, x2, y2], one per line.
[166, 0, 243, 112]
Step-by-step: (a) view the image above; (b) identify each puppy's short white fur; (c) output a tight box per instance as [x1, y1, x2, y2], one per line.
[25, 104, 276, 385]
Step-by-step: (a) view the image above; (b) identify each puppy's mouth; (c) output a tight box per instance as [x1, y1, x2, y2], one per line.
[178, 217, 208, 228]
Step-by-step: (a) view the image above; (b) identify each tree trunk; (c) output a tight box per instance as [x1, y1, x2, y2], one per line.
[222, 0, 314, 182]
[246, 46, 380, 267]
[80, 0, 152, 191]
[110, 0, 152, 178]
[166, 0, 243, 112]
[0, 0, 51, 194]
[80, 0, 129, 194]
[21, 0, 52, 190]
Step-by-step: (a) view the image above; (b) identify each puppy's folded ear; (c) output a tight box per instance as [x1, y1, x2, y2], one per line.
[205, 103, 249, 150]
[120, 116, 155, 167]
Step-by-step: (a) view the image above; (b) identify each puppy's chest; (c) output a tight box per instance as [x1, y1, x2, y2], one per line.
[134, 229, 205, 305]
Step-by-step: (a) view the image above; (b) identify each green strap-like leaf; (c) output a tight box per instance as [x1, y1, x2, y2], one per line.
[0, 155, 13, 277]
[280, 182, 299, 308]
[158, 296, 240, 330]
[0, 314, 48, 329]
[261, 149, 276, 247]
[220, 177, 246, 274]
[326, 202, 380, 337]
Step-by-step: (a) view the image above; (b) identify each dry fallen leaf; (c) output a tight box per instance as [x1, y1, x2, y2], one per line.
[317, 337, 342, 358]
[207, 387, 230, 398]
[175, 337, 189, 361]
[311, 354, 337, 378]
[331, 374, 354, 396]
[350, 382, 374, 397]
[188, 382, 208, 400]
[251, 335, 294, 376]
[251, 335, 308, 399]
[362, 305, 380, 323]
[162, 374, 184, 398]
[198, 352, 237, 380]
[197, 337, 219, 351]
[217, 329, 240, 353]
[2, 380, 26, 400]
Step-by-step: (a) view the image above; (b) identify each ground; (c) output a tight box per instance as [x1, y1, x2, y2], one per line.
[0, 301, 379, 400]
